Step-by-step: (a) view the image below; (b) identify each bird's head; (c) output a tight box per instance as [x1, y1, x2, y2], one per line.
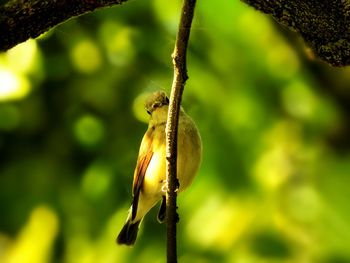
[144, 91, 169, 115]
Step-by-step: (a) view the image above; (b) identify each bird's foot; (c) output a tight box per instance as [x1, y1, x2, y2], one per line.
[161, 180, 167, 193]
[160, 179, 180, 193]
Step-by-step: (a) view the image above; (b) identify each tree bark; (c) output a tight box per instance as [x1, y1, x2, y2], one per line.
[1, 0, 350, 67]
[165, 0, 196, 262]
[242, 0, 350, 67]
[0, 0, 127, 51]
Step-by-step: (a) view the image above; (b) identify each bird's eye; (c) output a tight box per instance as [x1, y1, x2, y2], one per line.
[147, 110, 151, 115]
[165, 97, 169, 104]
[153, 102, 161, 109]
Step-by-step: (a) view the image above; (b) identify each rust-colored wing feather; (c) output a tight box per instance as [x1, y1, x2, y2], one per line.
[131, 128, 154, 220]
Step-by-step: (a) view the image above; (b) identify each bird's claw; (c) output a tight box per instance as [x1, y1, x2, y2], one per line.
[161, 179, 180, 193]
[175, 179, 180, 192]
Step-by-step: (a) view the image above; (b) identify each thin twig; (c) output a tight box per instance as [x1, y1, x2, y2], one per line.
[165, 0, 197, 262]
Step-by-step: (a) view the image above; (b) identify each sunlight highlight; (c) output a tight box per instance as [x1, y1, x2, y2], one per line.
[238, 10, 273, 46]
[0, 40, 41, 102]
[70, 40, 102, 74]
[282, 81, 317, 119]
[6, 40, 39, 74]
[0, 70, 31, 102]
[267, 44, 300, 79]
[82, 161, 112, 199]
[4, 206, 59, 263]
[187, 195, 256, 251]
[152, 0, 182, 33]
[73, 115, 105, 147]
[64, 210, 130, 263]
[99, 21, 136, 66]
[253, 121, 302, 190]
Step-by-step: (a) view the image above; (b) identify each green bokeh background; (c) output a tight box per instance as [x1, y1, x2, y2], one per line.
[1, 0, 350, 262]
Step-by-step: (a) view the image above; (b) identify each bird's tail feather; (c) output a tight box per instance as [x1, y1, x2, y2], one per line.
[116, 219, 141, 246]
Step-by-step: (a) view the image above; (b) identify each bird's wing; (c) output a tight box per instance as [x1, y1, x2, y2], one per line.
[131, 127, 154, 220]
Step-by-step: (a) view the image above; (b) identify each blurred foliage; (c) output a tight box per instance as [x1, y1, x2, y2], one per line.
[1, 0, 350, 262]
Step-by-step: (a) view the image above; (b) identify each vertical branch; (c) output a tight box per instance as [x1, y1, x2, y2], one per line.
[165, 0, 197, 262]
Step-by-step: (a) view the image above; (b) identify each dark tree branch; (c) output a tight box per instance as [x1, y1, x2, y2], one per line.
[243, 0, 350, 67]
[1, 0, 350, 67]
[165, 0, 196, 262]
[0, 0, 127, 51]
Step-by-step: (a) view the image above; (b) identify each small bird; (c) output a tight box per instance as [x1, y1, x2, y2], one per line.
[117, 91, 202, 246]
